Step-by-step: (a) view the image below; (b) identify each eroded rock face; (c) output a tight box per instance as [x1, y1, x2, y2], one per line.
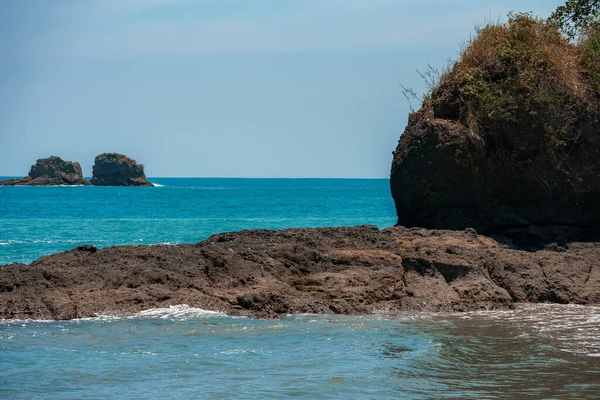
[91, 153, 153, 187]
[1, 226, 599, 320]
[390, 100, 600, 248]
[0, 156, 90, 186]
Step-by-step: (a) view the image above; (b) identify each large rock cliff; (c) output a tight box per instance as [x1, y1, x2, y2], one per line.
[390, 15, 600, 247]
[0, 156, 91, 186]
[91, 153, 153, 187]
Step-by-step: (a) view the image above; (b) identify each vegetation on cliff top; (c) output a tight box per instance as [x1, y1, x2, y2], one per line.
[435, 12, 597, 138]
[407, 2, 600, 120]
[406, 1, 600, 189]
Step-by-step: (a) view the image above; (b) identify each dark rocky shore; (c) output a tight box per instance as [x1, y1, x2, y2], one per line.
[1, 225, 599, 320]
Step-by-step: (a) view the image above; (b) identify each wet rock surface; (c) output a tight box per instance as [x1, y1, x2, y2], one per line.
[0, 156, 90, 186]
[91, 153, 153, 187]
[1, 225, 598, 320]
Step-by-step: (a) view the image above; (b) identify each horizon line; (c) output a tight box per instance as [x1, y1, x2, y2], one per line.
[0, 175, 390, 180]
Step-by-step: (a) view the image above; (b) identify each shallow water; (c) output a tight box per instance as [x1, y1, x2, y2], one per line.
[1, 304, 599, 399]
[0, 178, 395, 264]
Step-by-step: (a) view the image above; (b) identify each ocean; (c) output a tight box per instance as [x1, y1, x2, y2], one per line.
[1, 178, 599, 398]
[0, 178, 396, 265]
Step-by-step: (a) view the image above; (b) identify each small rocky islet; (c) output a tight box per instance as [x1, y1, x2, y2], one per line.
[0, 156, 91, 186]
[1, 15, 600, 319]
[0, 153, 153, 187]
[90, 153, 153, 187]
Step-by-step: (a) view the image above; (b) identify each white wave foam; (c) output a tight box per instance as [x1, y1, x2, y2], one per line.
[0, 239, 105, 245]
[1, 305, 228, 324]
[135, 305, 224, 319]
[82, 305, 226, 321]
[0, 319, 57, 324]
[151, 183, 164, 187]
[218, 349, 259, 355]
[448, 304, 600, 357]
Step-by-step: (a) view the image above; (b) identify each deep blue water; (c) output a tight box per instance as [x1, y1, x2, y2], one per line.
[0, 178, 396, 265]
[1, 178, 600, 399]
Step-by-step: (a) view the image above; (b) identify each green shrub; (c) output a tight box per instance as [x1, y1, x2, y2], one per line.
[432, 13, 599, 174]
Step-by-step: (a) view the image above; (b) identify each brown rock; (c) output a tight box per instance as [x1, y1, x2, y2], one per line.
[0, 156, 91, 186]
[390, 100, 600, 249]
[1, 226, 598, 320]
[91, 153, 153, 187]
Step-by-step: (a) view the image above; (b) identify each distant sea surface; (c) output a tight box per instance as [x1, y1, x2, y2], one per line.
[2, 178, 599, 399]
[0, 178, 396, 265]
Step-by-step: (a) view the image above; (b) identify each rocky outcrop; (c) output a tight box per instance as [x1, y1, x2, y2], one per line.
[390, 101, 600, 247]
[390, 16, 600, 248]
[91, 153, 153, 187]
[1, 226, 599, 320]
[0, 156, 90, 186]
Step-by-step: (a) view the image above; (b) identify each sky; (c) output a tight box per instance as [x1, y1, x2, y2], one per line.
[0, 0, 565, 178]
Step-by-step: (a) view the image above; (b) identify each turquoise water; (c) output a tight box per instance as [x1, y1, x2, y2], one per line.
[2, 305, 600, 399]
[0, 178, 396, 265]
[2, 178, 600, 398]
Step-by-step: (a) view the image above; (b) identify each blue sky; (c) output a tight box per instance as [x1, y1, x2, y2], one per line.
[0, 0, 564, 177]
